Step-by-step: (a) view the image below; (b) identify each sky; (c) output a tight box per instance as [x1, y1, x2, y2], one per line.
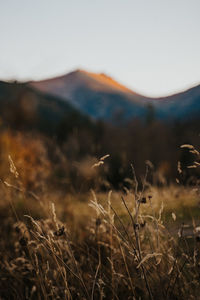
[0, 0, 199, 97]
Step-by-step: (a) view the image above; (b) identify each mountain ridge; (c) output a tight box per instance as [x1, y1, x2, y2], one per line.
[30, 69, 150, 104]
[29, 69, 200, 121]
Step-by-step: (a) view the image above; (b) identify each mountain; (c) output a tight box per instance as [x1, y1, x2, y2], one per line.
[30, 69, 200, 122]
[152, 84, 200, 119]
[30, 70, 153, 121]
[1, 70, 199, 125]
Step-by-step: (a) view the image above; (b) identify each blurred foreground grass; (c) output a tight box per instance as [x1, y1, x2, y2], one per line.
[1, 179, 200, 299]
[1, 184, 200, 239]
[1, 131, 200, 299]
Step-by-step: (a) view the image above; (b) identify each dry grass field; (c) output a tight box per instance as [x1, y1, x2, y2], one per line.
[0, 131, 200, 300]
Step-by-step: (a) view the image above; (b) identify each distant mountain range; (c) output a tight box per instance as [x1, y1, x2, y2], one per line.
[0, 69, 199, 130]
[30, 69, 200, 122]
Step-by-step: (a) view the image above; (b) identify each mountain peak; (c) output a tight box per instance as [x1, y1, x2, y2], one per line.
[30, 68, 139, 102]
[64, 68, 136, 96]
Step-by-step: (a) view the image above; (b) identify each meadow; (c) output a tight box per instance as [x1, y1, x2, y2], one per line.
[0, 130, 200, 299]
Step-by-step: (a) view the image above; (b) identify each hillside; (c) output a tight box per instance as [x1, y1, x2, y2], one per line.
[153, 84, 200, 119]
[0, 80, 93, 136]
[30, 70, 153, 121]
[30, 69, 200, 122]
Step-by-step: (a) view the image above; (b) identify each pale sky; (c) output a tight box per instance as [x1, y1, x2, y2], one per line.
[0, 0, 199, 97]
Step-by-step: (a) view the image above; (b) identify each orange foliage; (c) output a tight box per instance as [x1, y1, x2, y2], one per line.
[0, 130, 50, 190]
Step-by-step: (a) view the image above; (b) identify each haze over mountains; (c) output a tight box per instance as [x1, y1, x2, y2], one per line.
[30, 69, 200, 122]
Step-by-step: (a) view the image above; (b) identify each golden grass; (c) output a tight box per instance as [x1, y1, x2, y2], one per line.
[1, 178, 200, 299]
[1, 134, 200, 299]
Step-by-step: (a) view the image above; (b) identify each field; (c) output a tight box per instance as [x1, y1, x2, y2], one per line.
[0, 131, 200, 299]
